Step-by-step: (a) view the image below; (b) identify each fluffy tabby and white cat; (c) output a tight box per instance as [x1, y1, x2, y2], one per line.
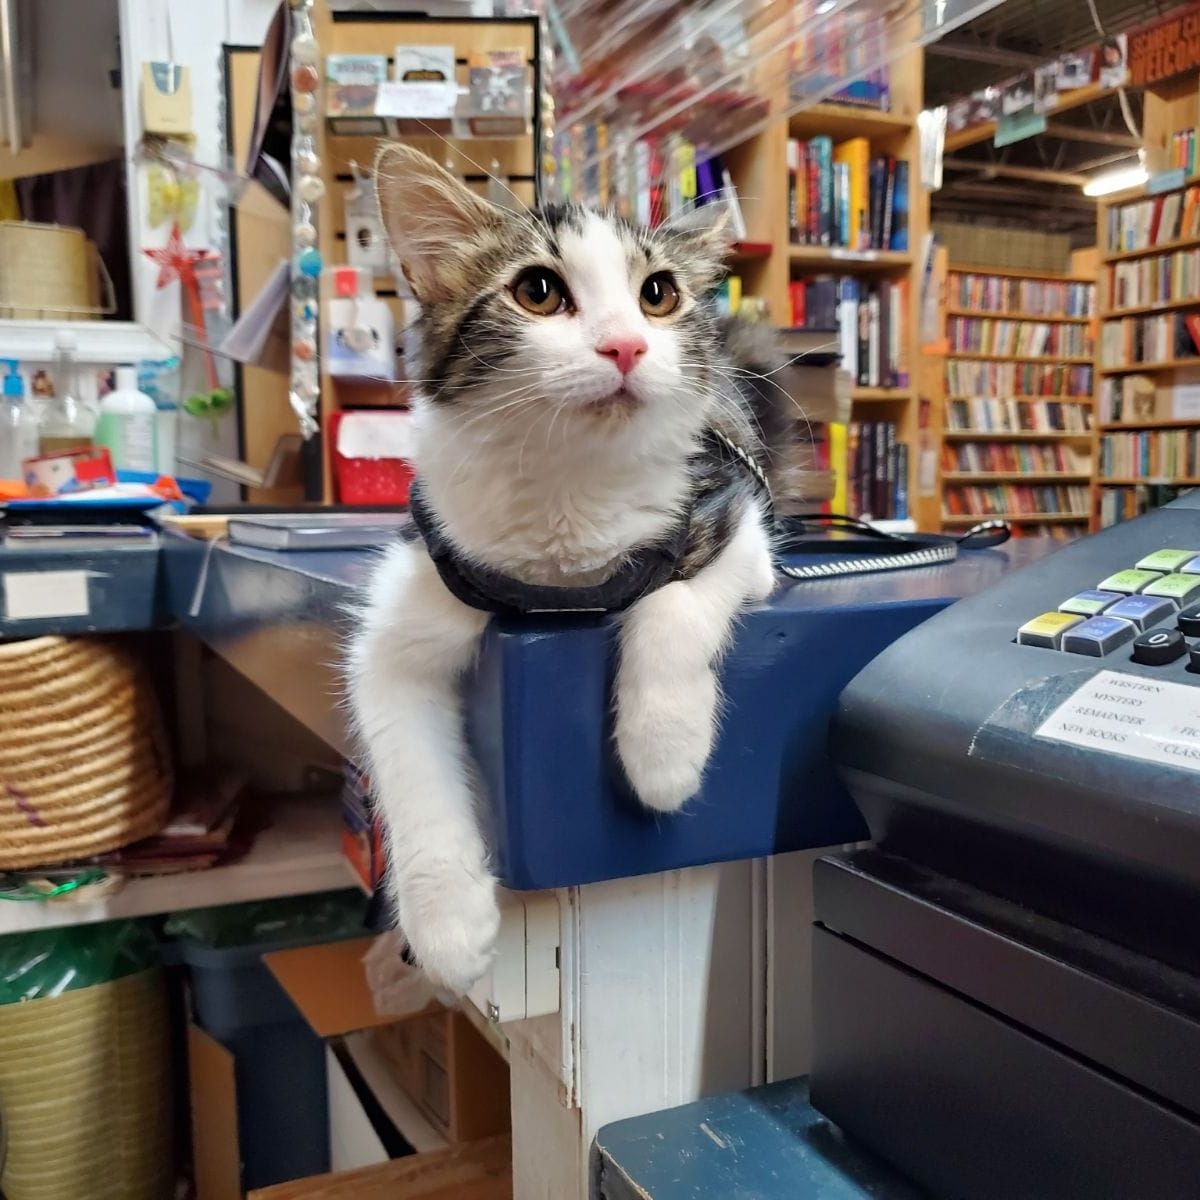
[347, 144, 792, 992]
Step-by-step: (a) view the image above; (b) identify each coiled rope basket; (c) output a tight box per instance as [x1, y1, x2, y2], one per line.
[0, 637, 171, 868]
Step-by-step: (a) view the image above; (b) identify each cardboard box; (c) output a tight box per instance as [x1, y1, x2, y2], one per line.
[363, 1009, 510, 1145]
[189, 937, 511, 1199]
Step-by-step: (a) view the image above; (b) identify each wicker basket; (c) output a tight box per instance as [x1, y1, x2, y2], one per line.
[0, 637, 171, 868]
[0, 968, 174, 1199]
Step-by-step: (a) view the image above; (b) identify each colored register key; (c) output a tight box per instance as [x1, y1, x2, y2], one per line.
[1059, 590, 1122, 616]
[1062, 615, 1137, 657]
[1096, 569, 1163, 594]
[1105, 594, 1177, 631]
[1144, 573, 1200, 605]
[1136, 549, 1200, 572]
[1017, 611, 1083, 649]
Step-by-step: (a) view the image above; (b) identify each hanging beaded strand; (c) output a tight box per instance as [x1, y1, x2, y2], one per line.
[289, 0, 323, 438]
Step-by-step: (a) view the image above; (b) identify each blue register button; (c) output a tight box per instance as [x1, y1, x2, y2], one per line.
[1062, 615, 1138, 657]
[1104, 594, 1177, 631]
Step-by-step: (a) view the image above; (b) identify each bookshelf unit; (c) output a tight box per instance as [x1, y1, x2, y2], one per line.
[780, 38, 929, 527]
[1090, 70, 1200, 529]
[935, 260, 1097, 539]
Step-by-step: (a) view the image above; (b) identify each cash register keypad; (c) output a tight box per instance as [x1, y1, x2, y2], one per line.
[1018, 550, 1200, 666]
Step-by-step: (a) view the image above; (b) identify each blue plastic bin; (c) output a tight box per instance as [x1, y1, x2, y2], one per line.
[176, 930, 346, 1190]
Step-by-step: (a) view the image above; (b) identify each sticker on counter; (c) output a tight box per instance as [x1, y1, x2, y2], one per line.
[1036, 669, 1200, 772]
[3, 571, 90, 621]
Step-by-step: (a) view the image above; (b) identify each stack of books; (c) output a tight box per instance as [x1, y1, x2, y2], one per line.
[951, 273, 1094, 317]
[1106, 185, 1200, 254]
[946, 360, 1093, 396]
[1099, 311, 1200, 366]
[845, 420, 909, 520]
[1098, 428, 1200, 479]
[942, 441, 1089, 474]
[948, 317, 1092, 358]
[1100, 483, 1194, 526]
[944, 483, 1088, 518]
[945, 397, 1091, 433]
[1107, 247, 1200, 310]
[787, 137, 908, 252]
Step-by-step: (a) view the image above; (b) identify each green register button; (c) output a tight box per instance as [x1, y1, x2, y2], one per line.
[1143, 573, 1200, 604]
[1136, 549, 1200, 572]
[1097, 569, 1163, 594]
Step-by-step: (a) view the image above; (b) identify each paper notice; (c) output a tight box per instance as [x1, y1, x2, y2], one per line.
[1036, 669, 1200, 773]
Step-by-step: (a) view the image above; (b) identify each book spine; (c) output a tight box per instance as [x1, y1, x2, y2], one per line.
[787, 138, 800, 243]
[881, 156, 896, 251]
[889, 161, 909, 252]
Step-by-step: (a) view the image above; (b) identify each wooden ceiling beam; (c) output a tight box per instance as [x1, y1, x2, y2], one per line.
[943, 157, 1088, 187]
[1043, 121, 1141, 148]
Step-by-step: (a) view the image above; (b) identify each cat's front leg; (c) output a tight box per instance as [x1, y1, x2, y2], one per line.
[615, 502, 775, 813]
[347, 541, 497, 993]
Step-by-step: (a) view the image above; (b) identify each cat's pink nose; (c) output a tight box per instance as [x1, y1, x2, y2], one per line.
[596, 334, 648, 376]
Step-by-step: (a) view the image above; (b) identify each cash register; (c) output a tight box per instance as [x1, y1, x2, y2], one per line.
[815, 490, 1200, 1199]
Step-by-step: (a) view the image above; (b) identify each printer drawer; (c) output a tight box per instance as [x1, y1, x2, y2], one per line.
[811, 926, 1200, 1200]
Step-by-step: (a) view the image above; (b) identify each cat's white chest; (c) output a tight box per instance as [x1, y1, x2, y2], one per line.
[415, 408, 692, 584]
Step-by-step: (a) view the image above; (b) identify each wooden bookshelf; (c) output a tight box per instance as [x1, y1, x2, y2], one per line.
[773, 36, 929, 526]
[945, 308, 1092, 324]
[1092, 78, 1200, 530]
[941, 512, 1089, 525]
[946, 353, 1093, 365]
[943, 430, 1092, 441]
[933, 255, 1098, 536]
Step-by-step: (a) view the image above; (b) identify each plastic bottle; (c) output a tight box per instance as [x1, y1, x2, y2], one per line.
[0, 362, 39, 481]
[94, 366, 157, 473]
[39, 332, 95, 455]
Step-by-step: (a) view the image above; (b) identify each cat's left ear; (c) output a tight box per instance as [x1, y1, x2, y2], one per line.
[667, 199, 733, 252]
[374, 143, 507, 303]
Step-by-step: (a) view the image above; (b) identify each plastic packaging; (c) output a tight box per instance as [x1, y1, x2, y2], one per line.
[94, 365, 157, 472]
[38, 331, 95, 455]
[0, 360, 39, 480]
[164, 888, 368, 949]
[0, 919, 159, 1005]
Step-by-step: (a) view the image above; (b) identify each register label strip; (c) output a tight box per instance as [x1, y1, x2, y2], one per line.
[1036, 669, 1200, 773]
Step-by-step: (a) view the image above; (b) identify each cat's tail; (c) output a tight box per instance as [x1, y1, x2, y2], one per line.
[718, 317, 838, 511]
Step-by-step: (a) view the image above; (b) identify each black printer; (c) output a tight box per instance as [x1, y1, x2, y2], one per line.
[815, 491, 1200, 1199]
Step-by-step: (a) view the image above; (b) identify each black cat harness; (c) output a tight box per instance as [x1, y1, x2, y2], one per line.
[407, 428, 769, 617]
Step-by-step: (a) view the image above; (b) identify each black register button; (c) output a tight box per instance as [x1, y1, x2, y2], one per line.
[1132, 627, 1187, 666]
[1179, 602, 1200, 638]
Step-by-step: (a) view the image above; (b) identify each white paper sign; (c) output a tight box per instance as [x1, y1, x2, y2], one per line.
[4, 571, 90, 621]
[1036, 669, 1200, 773]
[374, 80, 458, 119]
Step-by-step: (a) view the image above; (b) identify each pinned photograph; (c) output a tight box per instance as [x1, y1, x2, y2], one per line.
[1057, 48, 1095, 90]
[1099, 34, 1129, 89]
[1002, 72, 1035, 115]
[947, 98, 972, 132]
[1034, 63, 1059, 113]
[968, 87, 1000, 124]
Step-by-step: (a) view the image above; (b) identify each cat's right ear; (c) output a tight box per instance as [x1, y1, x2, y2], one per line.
[374, 143, 503, 304]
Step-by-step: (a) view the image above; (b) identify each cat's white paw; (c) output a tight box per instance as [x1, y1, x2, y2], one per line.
[395, 858, 500, 994]
[616, 666, 717, 813]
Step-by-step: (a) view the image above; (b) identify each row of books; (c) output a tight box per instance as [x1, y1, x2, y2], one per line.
[787, 137, 909, 251]
[1171, 127, 1199, 176]
[1105, 186, 1200, 254]
[1107, 249, 1200, 311]
[945, 361, 1094, 396]
[1097, 371, 1200, 423]
[1098, 430, 1200, 480]
[945, 397, 1092, 433]
[787, 277, 909, 387]
[941, 442, 1090, 474]
[1099, 312, 1200, 366]
[846, 421, 909, 520]
[950, 273, 1095, 318]
[1009, 524, 1084, 542]
[947, 317, 1092, 359]
[840, 279, 909, 389]
[789, 3, 890, 110]
[944, 483, 1089, 517]
[1099, 483, 1194, 527]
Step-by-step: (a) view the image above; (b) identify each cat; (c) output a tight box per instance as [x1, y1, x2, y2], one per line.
[347, 144, 795, 993]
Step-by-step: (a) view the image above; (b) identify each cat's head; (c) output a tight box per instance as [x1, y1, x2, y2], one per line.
[375, 144, 729, 438]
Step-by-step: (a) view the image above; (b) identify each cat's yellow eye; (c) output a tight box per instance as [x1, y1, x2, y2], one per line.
[639, 272, 680, 317]
[512, 267, 570, 316]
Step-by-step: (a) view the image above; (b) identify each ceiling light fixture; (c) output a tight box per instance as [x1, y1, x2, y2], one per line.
[1082, 163, 1148, 197]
